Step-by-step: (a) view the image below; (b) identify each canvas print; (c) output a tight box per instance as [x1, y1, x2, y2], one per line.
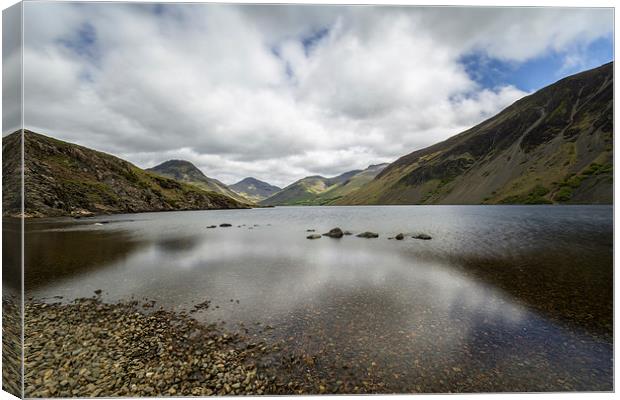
[1, 2, 614, 398]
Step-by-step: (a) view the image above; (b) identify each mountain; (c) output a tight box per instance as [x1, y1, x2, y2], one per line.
[336, 62, 613, 205]
[147, 160, 250, 204]
[2, 131, 248, 217]
[260, 164, 389, 206]
[229, 177, 281, 202]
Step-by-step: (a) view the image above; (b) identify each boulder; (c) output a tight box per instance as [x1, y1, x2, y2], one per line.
[206, 225, 217, 229]
[322, 227, 344, 238]
[220, 223, 232, 227]
[343, 231, 353, 236]
[357, 232, 379, 238]
[395, 233, 405, 240]
[306, 234, 322, 240]
[412, 233, 432, 240]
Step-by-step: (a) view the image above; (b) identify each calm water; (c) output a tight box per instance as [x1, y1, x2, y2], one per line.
[20, 205, 613, 392]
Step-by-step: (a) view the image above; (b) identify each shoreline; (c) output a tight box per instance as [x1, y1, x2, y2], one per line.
[17, 291, 615, 396]
[3, 202, 614, 220]
[24, 297, 279, 397]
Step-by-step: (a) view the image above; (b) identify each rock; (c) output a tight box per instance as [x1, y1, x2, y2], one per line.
[306, 234, 322, 240]
[412, 233, 432, 240]
[306, 229, 315, 232]
[220, 223, 232, 227]
[322, 227, 344, 238]
[23, 297, 276, 397]
[356, 232, 379, 238]
[395, 233, 405, 240]
[343, 231, 353, 235]
[94, 289, 102, 295]
[206, 225, 217, 229]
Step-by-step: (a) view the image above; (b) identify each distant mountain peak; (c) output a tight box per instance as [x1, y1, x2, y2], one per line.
[259, 163, 391, 206]
[148, 160, 251, 204]
[229, 177, 281, 202]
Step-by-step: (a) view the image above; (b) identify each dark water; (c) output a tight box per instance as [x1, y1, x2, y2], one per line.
[21, 205, 613, 392]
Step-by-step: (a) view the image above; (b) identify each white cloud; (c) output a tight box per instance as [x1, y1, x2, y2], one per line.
[15, 4, 612, 187]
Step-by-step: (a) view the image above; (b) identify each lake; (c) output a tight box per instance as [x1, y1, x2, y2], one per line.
[20, 205, 613, 392]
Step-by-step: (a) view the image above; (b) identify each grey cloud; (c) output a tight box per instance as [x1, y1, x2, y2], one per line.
[19, 3, 612, 187]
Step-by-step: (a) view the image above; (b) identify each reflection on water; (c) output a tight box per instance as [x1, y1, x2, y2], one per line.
[25, 205, 613, 391]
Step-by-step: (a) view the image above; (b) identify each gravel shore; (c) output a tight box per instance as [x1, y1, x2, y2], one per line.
[24, 298, 278, 397]
[2, 292, 22, 397]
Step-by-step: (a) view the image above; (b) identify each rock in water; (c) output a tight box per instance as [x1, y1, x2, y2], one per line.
[343, 231, 353, 235]
[306, 234, 322, 240]
[357, 232, 379, 238]
[412, 233, 432, 240]
[395, 233, 405, 240]
[220, 223, 232, 227]
[206, 225, 217, 229]
[322, 227, 344, 238]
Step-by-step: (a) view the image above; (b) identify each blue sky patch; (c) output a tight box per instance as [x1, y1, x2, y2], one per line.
[58, 22, 100, 64]
[460, 36, 613, 93]
[300, 27, 329, 56]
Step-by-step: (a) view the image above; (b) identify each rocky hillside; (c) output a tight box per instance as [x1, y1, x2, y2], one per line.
[3, 131, 248, 217]
[229, 177, 281, 202]
[336, 62, 613, 205]
[147, 160, 249, 204]
[260, 164, 388, 206]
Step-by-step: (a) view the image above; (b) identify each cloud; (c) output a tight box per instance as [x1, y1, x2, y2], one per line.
[14, 3, 613, 187]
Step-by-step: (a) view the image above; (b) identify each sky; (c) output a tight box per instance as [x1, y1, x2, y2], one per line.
[4, 3, 614, 187]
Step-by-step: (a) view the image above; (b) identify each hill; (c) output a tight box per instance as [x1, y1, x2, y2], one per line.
[229, 177, 281, 202]
[2, 131, 248, 217]
[336, 62, 613, 205]
[147, 160, 250, 204]
[260, 164, 388, 206]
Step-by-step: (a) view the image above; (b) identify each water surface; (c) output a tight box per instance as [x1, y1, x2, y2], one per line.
[23, 205, 613, 392]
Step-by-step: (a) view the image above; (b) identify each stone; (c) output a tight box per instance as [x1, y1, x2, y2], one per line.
[412, 233, 432, 240]
[356, 232, 379, 238]
[322, 227, 344, 238]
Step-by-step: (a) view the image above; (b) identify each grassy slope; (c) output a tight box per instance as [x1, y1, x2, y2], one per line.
[336, 62, 613, 205]
[3, 130, 247, 217]
[260, 165, 387, 206]
[229, 178, 281, 203]
[147, 160, 251, 205]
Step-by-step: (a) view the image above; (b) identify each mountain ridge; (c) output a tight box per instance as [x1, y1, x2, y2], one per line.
[229, 177, 281, 202]
[335, 62, 613, 205]
[147, 160, 250, 204]
[260, 163, 389, 206]
[2, 131, 248, 217]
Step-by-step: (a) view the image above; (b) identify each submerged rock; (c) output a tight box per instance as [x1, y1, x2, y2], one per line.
[322, 227, 344, 238]
[206, 225, 217, 229]
[395, 233, 405, 240]
[357, 232, 379, 238]
[220, 223, 232, 227]
[412, 233, 432, 240]
[306, 229, 315, 232]
[306, 234, 322, 240]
